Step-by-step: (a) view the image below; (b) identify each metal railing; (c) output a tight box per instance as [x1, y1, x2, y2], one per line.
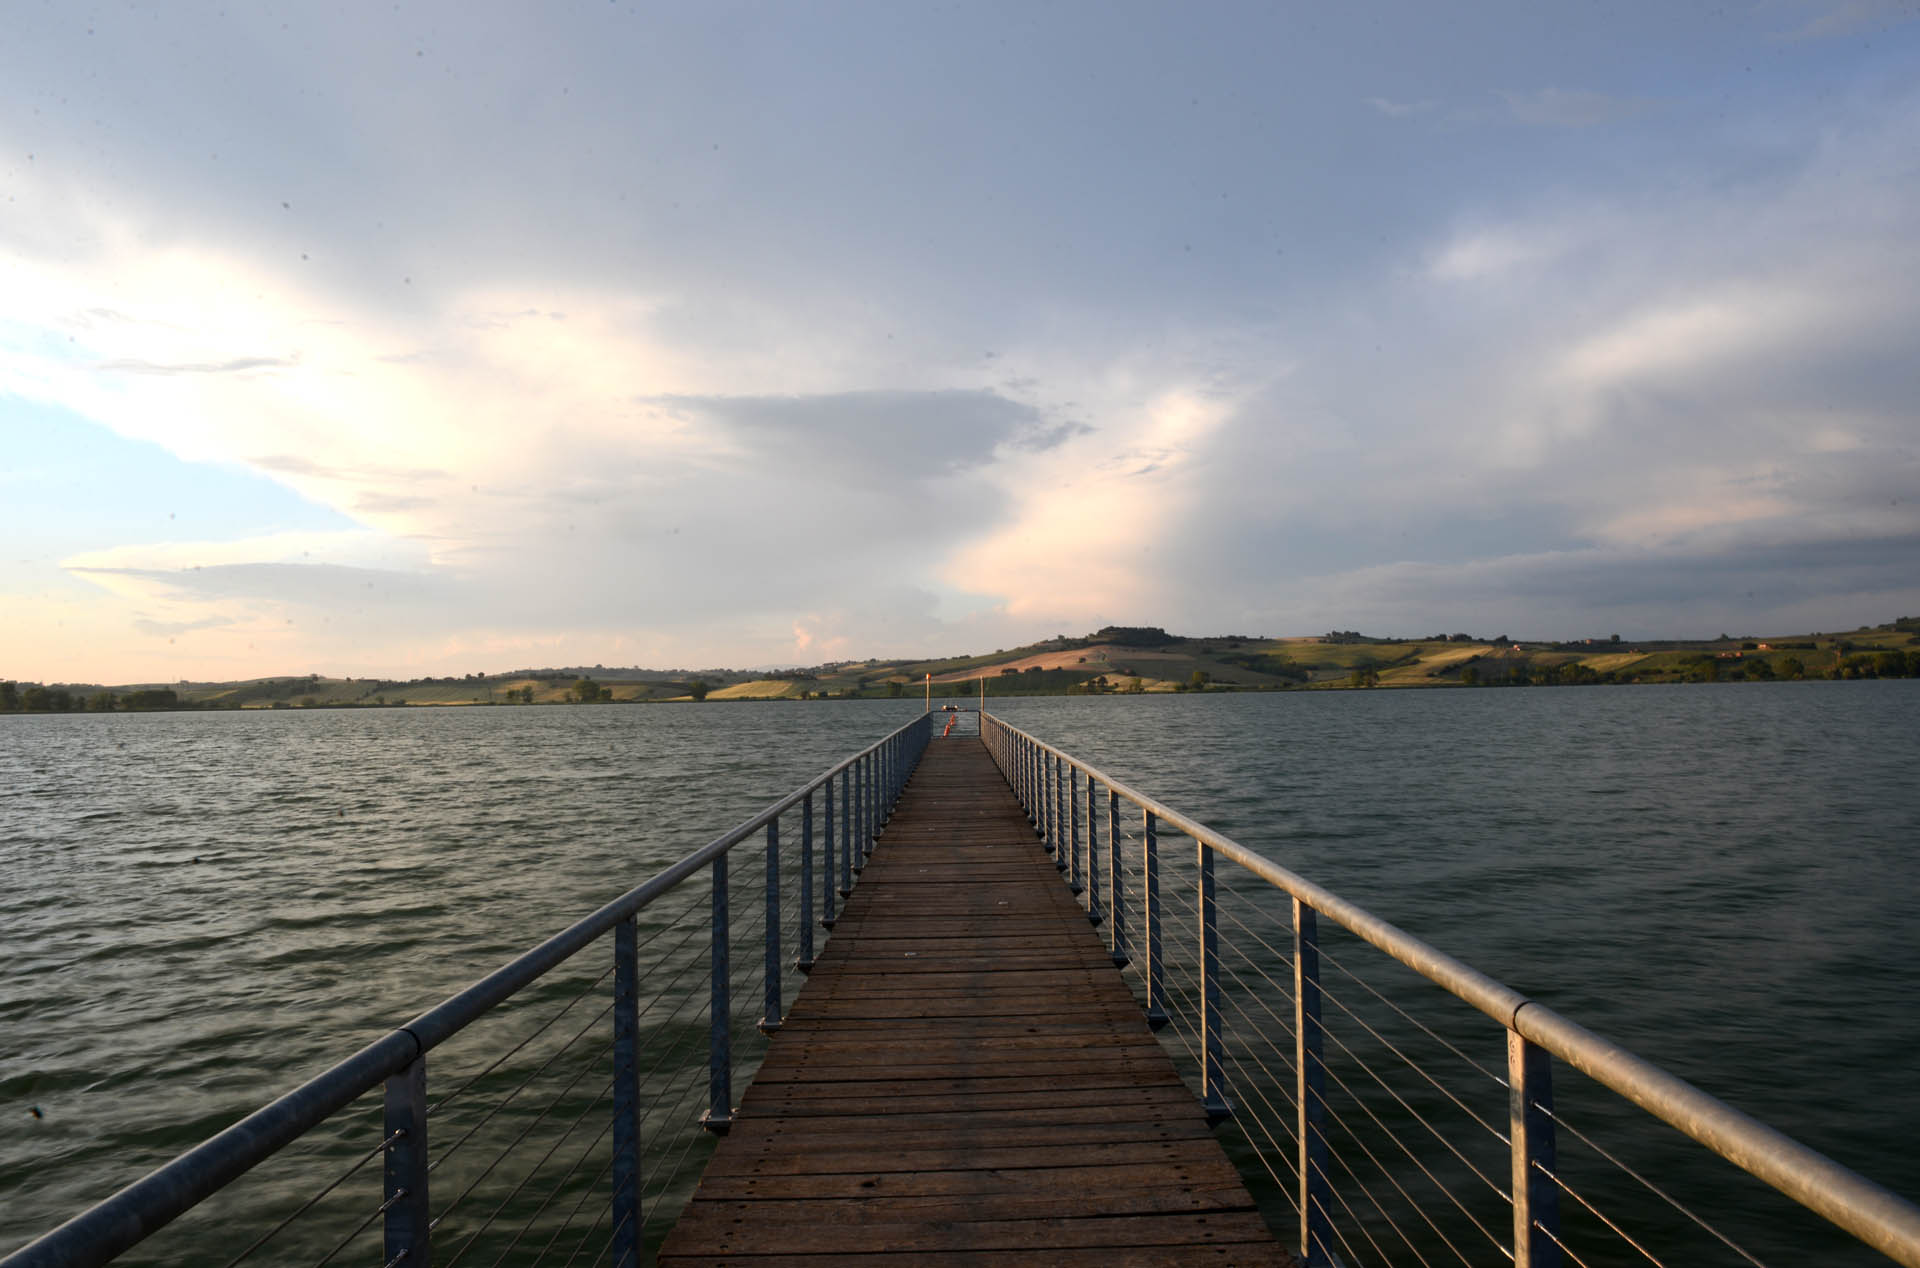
[981, 711, 1920, 1268]
[2, 713, 933, 1268]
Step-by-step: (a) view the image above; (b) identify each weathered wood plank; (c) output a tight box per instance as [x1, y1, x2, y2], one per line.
[656, 737, 1293, 1266]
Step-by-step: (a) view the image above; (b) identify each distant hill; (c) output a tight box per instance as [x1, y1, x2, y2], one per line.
[5, 620, 1918, 711]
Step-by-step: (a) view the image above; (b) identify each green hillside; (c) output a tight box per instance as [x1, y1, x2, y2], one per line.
[6, 620, 1917, 713]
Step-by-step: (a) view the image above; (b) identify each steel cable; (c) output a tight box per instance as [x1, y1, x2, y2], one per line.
[430, 1002, 615, 1176]
[440, 1070, 615, 1267]
[1312, 996, 1514, 1234]
[221, 1125, 401, 1267]
[1312, 974, 1509, 1149]
[1538, 1104, 1766, 1267]
[431, 1036, 613, 1237]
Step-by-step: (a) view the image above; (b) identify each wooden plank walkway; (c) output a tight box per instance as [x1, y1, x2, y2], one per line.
[658, 736, 1294, 1267]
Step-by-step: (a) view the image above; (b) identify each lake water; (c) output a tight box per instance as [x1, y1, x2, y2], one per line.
[3, 684, 1917, 1262]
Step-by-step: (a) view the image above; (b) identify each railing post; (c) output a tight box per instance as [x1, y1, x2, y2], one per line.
[1068, 764, 1084, 895]
[1143, 810, 1167, 1029]
[703, 856, 733, 1133]
[863, 752, 874, 858]
[881, 738, 892, 822]
[1107, 787, 1128, 967]
[611, 915, 640, 1268]
[1510, 1031, 1563, 1267]
[1084, 773, 1102, 924]
[1038, 750, 1051, 850]
[839, 767, 854, 894]
[1052, 754, 1067, 872]
[853, 759, 867, 874]
[1199, 843, 1232, 1124]
[383, 1055, 430, 1266]
[1023, 740, 1035, 824]
[821, 781, 837, 929]
[1294, 898, 1331, 1265]
[760, 820, 782, 1033]
[798, 792, 815, 971]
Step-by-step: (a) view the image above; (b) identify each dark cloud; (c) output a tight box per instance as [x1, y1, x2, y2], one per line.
[650, 390, 1053, 483]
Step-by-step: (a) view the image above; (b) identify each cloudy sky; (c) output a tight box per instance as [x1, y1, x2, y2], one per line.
[5, 1, 1919, 683]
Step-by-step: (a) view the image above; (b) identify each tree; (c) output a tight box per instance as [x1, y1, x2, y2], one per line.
[1348, 666, 1380, 688]
[572, 676, 601, 702]
[1779, 656, 1805, 680]
[0, 681, 18, 711]
[887, 680, 904, 697]
[689, 679, 711, 701]
[1189, 669, 1210, 691]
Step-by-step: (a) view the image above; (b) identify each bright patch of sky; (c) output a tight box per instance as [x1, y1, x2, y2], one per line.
[3, 399, 355, 575]
[3, 0, 1918, 683]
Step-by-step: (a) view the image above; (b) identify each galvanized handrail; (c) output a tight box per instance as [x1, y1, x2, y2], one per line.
[980, 710, 1920, 1268]
[3, 712, 933, 1268]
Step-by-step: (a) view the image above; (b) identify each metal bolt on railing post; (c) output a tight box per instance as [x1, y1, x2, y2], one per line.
[1143, 810, 1168, 1029]
[839, 767, 854, 894]
[797, 793, 815, 972]
[611, 915, 640, 1268]
[1107, 787, 1128, 967]
[383, 1056, 429, 1267]
[1068, 766, 1084, 895]
[1294, 898, 1331, 1266]
[1199, 843, 1232, 1124]
[821, 782, 837, 929]
[702, 856, 733, 1134]
[1084, 773, 1101, 924]
[760, 821, 782, 1034]
[1510, 1031, 1563, 1268]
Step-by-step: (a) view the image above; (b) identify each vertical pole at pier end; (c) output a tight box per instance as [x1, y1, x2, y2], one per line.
[760, 820, 782, 1034]
[383, 1056, 430, 1267]
[1143, 810, 1167, 1029]
[1509, 1031, 1563, 1268]
[611, 915, 641, 1268]
[1293, 898, 1331, 1266]
[703, 856, 733, 1134]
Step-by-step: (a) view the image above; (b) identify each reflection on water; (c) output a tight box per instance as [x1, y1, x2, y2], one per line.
[3, 684, 1916, 1259]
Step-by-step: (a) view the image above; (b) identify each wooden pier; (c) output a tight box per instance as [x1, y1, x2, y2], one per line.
[658, 736, 1293, 1266]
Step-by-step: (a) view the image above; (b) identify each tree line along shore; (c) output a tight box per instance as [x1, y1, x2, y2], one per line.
[6, 620, 1919, 714]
